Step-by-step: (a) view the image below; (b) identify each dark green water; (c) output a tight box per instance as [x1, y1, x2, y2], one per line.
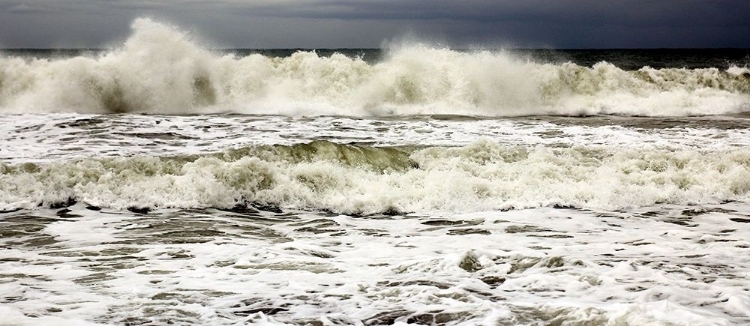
[4, 48, 749, 70]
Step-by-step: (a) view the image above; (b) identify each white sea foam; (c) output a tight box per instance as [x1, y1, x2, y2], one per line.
[2, 205, 749, 325]
[4, 114, 749, 164]
[1, 18, 748, 116]
[3, 17, 750, 326]
[2, 140, 749, 214]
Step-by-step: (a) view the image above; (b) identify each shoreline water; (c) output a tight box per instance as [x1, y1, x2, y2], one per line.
[1, 18, 750, 326]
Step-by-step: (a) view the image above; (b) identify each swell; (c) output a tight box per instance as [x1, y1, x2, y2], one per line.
[2, 140, 750, 215]
[1, 18, 749, 116]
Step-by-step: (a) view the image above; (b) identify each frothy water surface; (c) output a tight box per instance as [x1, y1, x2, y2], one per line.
[1, 18, 749, 116]
[2, 112, 750, 325]
[2, 204, 750, 325]
[2, 17, 750, 326]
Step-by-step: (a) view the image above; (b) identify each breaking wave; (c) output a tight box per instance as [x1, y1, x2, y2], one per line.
[2, 140, 750, 214]
[1, 18, 749, 116]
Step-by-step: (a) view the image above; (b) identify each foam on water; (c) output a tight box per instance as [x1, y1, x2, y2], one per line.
[2, 140, 750, 214]
[4, 114, 750, 164]
[1, 18, 748, 116]
[3, 117, 750, 325]
[1, 205, 749, 325]
[3, 16, 750, 326]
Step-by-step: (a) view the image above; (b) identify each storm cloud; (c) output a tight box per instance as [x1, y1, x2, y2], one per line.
[1, 0, 749, 48]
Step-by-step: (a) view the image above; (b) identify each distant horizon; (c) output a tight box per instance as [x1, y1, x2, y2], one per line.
[4, 45, 747, 71]
[2, 2, 750, 49]
[3, 47, 750, 51]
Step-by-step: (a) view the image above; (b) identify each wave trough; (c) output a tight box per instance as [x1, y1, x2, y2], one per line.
[1, 18, 749, 116]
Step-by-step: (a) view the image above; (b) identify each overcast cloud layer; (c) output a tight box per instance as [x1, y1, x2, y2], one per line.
[1, 0, 749, 48]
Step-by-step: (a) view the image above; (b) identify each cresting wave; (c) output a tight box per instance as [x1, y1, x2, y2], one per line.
[2, 140, 750, 214]
[1, 18, 749, 116]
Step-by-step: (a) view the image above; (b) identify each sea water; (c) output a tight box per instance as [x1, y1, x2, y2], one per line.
[0, 18, 749, 325]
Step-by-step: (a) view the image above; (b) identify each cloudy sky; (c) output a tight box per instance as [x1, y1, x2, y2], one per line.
[1, 0, 749, 49]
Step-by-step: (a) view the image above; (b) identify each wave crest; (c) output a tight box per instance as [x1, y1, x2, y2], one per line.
[1, 18, 749, 116]
[2, 141, 750, 214]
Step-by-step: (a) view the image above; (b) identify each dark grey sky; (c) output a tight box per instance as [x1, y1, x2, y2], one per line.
[1, 0, 749, 49]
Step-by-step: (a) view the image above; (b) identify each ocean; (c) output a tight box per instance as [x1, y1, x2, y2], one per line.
[1, 18, 750, 325]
